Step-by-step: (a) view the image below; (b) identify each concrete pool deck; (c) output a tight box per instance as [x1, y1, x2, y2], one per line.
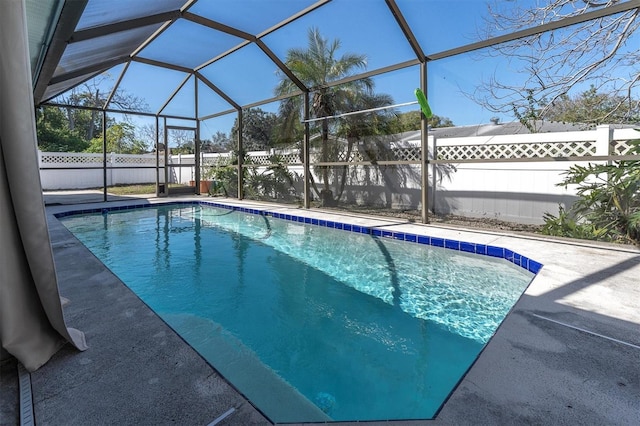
[2, 195, 639, 425]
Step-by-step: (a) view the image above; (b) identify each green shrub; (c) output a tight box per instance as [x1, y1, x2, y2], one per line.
[202, 152, 300, 202]
[540, 205, 603, 241]
[543, 135, 640, 246]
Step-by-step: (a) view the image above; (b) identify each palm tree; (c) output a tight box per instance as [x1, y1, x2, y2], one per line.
[275, 27, 377, 206]
[334, 91, 394, 200]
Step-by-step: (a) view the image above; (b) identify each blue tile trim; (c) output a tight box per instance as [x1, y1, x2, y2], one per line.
[528, 260, 543, 274]
[505, 249, 515, 262]
[55, 200, 543, 274]
[487, 245, 504, 258]
[460, 242, 475, 253]
[445, 240, 460, 250]
[431, 237, 445, 248]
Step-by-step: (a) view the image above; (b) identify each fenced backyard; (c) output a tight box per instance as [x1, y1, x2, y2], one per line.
[39, 125, 638, 225]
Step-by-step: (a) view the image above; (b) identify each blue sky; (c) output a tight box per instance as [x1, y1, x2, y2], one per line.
[53, 0, 639, 142]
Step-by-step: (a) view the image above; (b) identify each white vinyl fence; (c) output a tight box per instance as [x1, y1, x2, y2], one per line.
[39, 151, 160, 189]
[430, 126, 638, 224]
[39, 125, 638, 224]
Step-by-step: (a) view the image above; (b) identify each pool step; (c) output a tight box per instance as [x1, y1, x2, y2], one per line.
[161, 313, 332, 423]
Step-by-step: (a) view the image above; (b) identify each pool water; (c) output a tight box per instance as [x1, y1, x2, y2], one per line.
[61, 204, 534, 422]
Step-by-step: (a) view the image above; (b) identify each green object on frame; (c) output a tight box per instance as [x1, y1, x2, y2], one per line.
[414, 88, 432, 118]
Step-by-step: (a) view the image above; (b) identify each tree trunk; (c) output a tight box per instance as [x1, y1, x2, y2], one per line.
[86, 89, 100, 141]
[299, 145, 321, 200]
[87, 110, 98, 141]
[65, 107, 75, 131]
[320, 118, 334, 206]
[336, 136, 355, 200]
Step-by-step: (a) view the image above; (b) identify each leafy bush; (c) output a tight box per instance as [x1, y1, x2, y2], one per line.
[245, 154, 300, 202]
[203, 152, 300, 202]
[540, 206, 603, 241]
[543, 135, 640, 246]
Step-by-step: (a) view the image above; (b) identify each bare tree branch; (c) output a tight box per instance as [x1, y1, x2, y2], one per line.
[469, 1, 639, 125]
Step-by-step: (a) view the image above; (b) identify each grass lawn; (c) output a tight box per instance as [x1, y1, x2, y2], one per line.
[106, 184, 158, 195]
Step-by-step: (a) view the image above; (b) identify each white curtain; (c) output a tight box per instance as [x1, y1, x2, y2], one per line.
[0, 0, 87, 371]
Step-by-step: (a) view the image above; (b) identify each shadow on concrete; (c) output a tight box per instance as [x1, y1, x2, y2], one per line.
[541, 255, 640, 302]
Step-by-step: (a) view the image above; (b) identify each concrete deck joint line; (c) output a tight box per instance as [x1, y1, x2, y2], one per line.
[207, 407, 236, 425]
[17, 363, 34, 426]
[532, 313, 640, 350]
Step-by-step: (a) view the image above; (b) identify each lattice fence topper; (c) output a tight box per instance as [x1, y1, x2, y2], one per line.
[246, 152, 301, 165]
[40, 153, 104, 165]
[355, 146, 422, 162]
[309, 146, 422, 163]
[394, 146, 421, 162]
[612, 139, 638, 156]
[275, 152, 301, 164]
[247, 154, 271, 165]
[437, 141, 597, 161]
[113, 155, 156, 165]
[201, 156, 231, 167]
[40, 152, 166, 167]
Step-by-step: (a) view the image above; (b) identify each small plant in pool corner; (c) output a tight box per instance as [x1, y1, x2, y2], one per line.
[543, 135, 640, 246]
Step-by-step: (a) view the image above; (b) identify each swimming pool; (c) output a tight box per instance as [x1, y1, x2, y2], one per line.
[59, 202, 538, 422]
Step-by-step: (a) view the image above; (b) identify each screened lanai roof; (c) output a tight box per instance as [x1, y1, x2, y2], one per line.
[26, 0, 640, 122]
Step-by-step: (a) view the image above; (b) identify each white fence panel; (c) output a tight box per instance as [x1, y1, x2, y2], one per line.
[429, 125, 631, 223]
[39, 125, 638, 224]
[39, 152, 159, 190]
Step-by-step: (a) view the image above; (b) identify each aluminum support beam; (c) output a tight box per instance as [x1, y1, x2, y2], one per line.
[194, 75, 201, 194]
[102, 110, 107, 202]
[103, 61, 130, 109]
[195, 72, 240, 110]
[237, 109, 244, 200]
[48, 56, 128, 85]
[303, 92, 311, 209]
[420, 62, 429, 224]
[69, 10, 181, 43]
[155, 115, 160, 197]
[157, 73, 193, 116]
[132, 57, 192, 74]
[430, 0, 640, 61]
[42, 102, 194, 121]
[163, 117, 169, 196]
[385, 0, 426, 61]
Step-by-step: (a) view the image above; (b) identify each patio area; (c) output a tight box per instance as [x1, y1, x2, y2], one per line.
[2, 195, 639, 425]
[2, 1, 640, 424]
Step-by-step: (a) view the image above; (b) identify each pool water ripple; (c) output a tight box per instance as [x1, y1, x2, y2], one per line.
[61, 204, 535, 422]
